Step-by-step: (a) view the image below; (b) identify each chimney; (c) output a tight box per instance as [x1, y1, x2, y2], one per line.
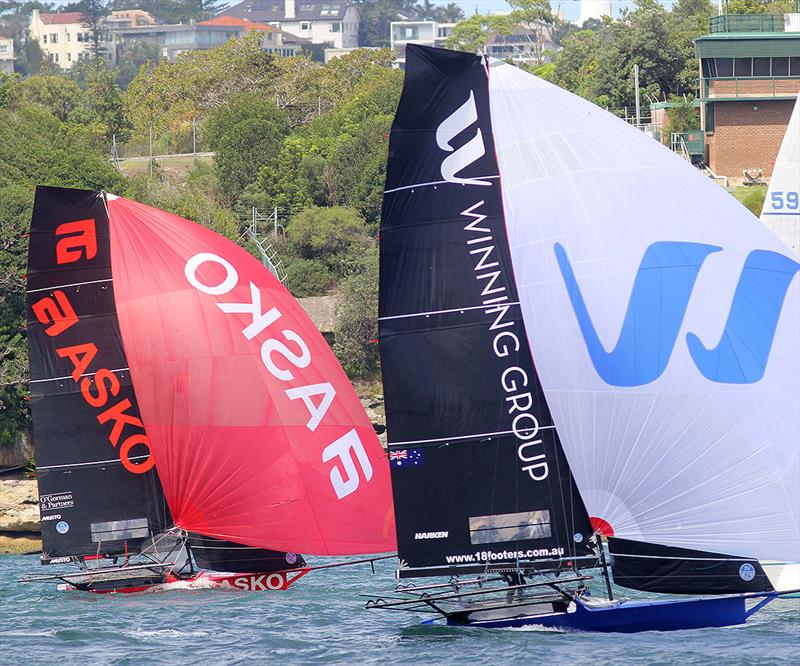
[285, 0, 296, 19]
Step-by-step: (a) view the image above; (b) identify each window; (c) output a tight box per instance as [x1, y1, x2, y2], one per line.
[42, 34, 47, 44]
[715, 57, 733, 77]
[67, 52, 71, 61]
[701, 58, 716, 78]
[733, 57, 752, 77]
[330, 22, 340, 32]
[790, 57, 800, 76]
[50, 33, 57, 43]
[300, 21, 310, 30]
[66, 32, 70, 41]
[772, 57, 789, 76]
[753, 57, 770, 76]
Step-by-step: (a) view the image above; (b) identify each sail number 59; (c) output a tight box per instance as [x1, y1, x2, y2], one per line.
[771, 191, 799, 210]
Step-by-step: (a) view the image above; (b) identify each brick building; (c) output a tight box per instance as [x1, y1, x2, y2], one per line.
[695, 13, 800, 182]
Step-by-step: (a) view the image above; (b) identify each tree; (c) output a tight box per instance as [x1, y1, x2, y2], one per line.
[125, 31, 277, 140]
[727, 0, 793, 13]
[353, 0, 415, 47]
[333, 248, 379, 379]
[203, 92, 288, 203]
[82, 64, 131, 142]
[75, 0, 111, 70]
[114, 39, 160, 89]
[414, 0, 437, 20]
[285, 206, 370, 268]
[0, 94, 125, 442]
[444, 13, 511, 53]
[437, 2, 464, 23]
[18, 71, 83, 121]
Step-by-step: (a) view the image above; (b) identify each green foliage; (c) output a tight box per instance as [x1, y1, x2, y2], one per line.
[727, 0, 793, 13]
[286, 206, 370, 270]
[18, 72, 83, 121]
[353, 0, 415, 48]
[125, 31, 277, 140]
[203, 93, 288, 203]
[333, 249, 379, 379]
[544, 0, 715, 110]
[733, 185, 767, 217]
[445, 14, 512, 53]
[283, 256, 336, 297]
[0, 93, 125, 440]
[665, 96, 700, 133]
[114, 40, 161, 90]
[124, 160, 239, 241]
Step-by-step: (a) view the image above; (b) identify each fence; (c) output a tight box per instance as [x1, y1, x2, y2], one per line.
[113, 122, 209, 163]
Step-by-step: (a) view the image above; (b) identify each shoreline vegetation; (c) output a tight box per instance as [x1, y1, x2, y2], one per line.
[0, 1, 776, 551]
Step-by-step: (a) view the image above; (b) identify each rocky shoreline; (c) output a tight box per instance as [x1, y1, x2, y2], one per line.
[0, 477, 42, 554]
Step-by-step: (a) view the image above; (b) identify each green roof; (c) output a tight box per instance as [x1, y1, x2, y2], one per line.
[695, 32, 800, 58]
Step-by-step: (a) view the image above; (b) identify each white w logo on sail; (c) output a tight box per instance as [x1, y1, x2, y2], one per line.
[436, 91, 491, 187]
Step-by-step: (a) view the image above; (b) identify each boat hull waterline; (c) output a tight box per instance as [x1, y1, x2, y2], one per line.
[428, 592, 790, 633]
[58, 568, 311, 594]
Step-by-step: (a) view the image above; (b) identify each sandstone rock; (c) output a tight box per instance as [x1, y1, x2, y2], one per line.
[0, 430, 35, 469]
[0, 478, 40, 533]
[0, 534, 41, 554]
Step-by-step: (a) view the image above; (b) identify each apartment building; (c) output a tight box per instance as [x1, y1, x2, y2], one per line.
[29, 9, 115, 69]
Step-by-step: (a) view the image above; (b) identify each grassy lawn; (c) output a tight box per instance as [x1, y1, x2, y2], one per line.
[731, 185, 767, 216]
[119, 154, 214, 179]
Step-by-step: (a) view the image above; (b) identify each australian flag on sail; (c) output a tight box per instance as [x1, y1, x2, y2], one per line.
[389, 449, 425, 468]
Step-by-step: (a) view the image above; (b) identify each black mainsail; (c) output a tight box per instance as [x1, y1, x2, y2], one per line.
[27, 187, 172, 564]
[379, 46, 593, 577]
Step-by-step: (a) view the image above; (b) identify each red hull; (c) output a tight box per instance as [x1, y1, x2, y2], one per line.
[59, 568, 311, 594]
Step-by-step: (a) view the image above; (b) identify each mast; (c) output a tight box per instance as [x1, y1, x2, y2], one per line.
[379, 46, 594, 579]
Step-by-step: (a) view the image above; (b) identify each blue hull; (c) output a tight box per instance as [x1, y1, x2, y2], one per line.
[444, 593, 778, 633]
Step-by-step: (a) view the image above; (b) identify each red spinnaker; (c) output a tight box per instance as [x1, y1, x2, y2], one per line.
[106, 195, 396, 555]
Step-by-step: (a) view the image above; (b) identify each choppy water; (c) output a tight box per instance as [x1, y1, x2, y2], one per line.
[1, 553, 798, 665]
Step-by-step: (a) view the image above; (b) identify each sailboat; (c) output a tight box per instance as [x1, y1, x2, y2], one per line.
[760, 93, 799, 256]
[23, 186, 396, 593]
[365, 45, 799, 631]
[757, 93, 800, 594]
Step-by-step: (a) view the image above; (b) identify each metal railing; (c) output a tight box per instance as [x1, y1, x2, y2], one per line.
[709, 14, 787, 34]
[702, 75, 800, 100]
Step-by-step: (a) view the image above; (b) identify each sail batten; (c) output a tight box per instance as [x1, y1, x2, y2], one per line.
[486, 57, 799, 565]
[379, 46, 593, 574]
[27, 187, 172, 563]
[106, 195, 396, 556]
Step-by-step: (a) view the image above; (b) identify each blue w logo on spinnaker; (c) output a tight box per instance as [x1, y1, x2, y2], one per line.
[554, 242, 799, 385]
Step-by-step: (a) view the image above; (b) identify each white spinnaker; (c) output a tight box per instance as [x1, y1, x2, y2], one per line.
[487, 59, 799, 563]
[761, 94, 799, 257]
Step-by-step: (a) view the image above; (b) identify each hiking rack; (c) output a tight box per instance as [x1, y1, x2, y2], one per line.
[364, 574, 593, 615]
[18, 561, 177, 584]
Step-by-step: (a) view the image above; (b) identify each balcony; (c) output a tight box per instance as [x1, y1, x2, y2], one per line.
[704, 76, 800, 100]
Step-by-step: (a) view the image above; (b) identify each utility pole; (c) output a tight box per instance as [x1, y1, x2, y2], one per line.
[149, 126, 153, 177]
[634, 64, 641, 128]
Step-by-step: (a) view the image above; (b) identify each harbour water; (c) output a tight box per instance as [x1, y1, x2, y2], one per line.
[1, 554, 798, 665]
